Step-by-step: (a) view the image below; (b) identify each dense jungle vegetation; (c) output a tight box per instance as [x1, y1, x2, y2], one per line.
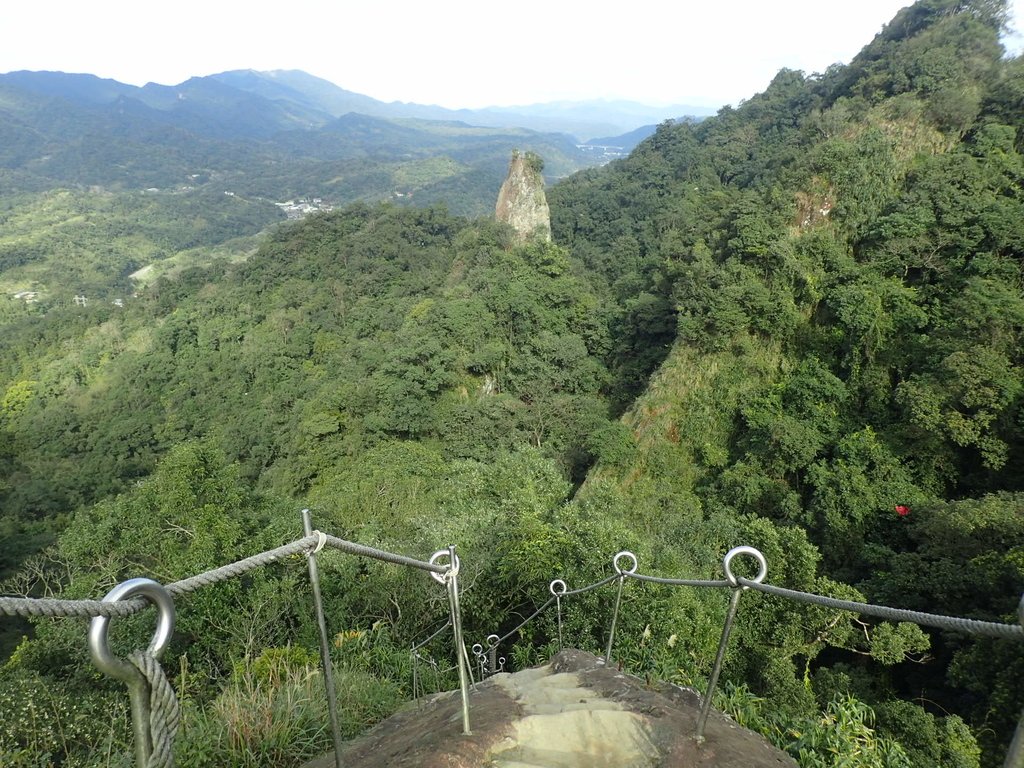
[1, 1, 1023, 765]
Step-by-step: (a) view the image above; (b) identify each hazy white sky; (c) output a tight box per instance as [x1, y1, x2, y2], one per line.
[3, 1, 1022, 109]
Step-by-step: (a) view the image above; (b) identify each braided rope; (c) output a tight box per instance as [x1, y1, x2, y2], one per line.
[7, 543, 1019, 646]
[0, 533, 445, 620]
[129, 651, 180, 768]
[740, 579, 1024, 641]
[320, 534, 443, 573]
[0, 593, 139, 619]
[477, 565, 1023, 647]
[0, 535, 320, 619]
[166, 535, 320, 598]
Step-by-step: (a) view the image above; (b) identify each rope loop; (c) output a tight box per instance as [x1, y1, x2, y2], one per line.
[723, 546, 768, 589]
[310, 530, 327, 555]
[428, 548, 461, 584]
[612, 550, 639, 575]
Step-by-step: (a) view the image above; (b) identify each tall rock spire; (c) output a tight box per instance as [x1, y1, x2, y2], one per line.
[495, 150, 551, 243]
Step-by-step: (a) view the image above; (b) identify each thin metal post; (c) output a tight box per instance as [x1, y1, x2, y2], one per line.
[1005, 595, 1024, 768]
[444, 545, 472, 735]
[605, 577, 625, 663]
[696, 588, 742, 742]
[302, 509, 344, 768]
[127, 680, 152, 767]
[412, 648, 420, 703]
[550, 580, 566, 652]
[1006, 712, 1024, 768]
[695, 546, 768, 743]
[604, 552, 638, 664]
[556, 596, 563, 650]
[472, 643, 485, 679]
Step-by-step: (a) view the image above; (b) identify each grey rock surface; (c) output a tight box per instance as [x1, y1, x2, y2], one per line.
[302, 649, 796, 767]
[494, 150, 552, 243]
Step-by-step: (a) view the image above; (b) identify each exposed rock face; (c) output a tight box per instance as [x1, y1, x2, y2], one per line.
[495, 150, 552, 243]
[303, 649, 795, 768]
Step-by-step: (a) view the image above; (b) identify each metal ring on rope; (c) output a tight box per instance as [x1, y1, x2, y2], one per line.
[612, 550, 639, 575]
[723, 546, 768, 589]
[428, 548, 461, 584]
[549, 579, 567, 596]
[486, 633, 500, 648]
[88, 578, 175, 685]
[311, 530, 327, 555]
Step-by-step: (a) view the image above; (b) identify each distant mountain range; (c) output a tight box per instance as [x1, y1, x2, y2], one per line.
[0, 68, 713, 143]
[0, 68, 714, 296]
[0, 69, 713, 199]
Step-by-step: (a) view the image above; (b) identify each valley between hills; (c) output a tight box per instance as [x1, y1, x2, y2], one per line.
[1, 2, 1023, 766]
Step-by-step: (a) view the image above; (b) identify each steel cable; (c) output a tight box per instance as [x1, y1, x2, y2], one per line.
[740, 578, 1024, 640]
[489, 596, 557, 647]
[411, 620, 453, 652]
[562, 573, 620, 596]
[625, 572, 730, 589]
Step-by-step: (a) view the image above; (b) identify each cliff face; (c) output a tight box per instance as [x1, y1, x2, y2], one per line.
[495, 150, 552, 243]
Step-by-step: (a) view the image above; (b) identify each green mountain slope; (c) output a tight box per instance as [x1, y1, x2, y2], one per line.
[0, 188, 279, 297]
[0, 74, 603, 296]
[0, 205, 612, 527]
[0, 2, 1022, 766]
[550, 1, 1023, 763]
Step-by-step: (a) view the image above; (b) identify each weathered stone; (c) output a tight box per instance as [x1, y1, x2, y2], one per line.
[302, 650, 796, 768]
[495, 150, 551, 243]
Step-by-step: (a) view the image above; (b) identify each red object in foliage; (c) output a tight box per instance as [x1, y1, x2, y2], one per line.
[895, 505, 911, 517]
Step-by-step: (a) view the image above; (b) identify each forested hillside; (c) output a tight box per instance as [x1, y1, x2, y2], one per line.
[1, 1, 1022, 766]
[0, 70, 599, 307]
[550, 0, 1024, 762]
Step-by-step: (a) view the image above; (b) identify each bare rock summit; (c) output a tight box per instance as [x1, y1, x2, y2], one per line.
[303, 649, 796, 767]
[495, 150, 552, 243]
